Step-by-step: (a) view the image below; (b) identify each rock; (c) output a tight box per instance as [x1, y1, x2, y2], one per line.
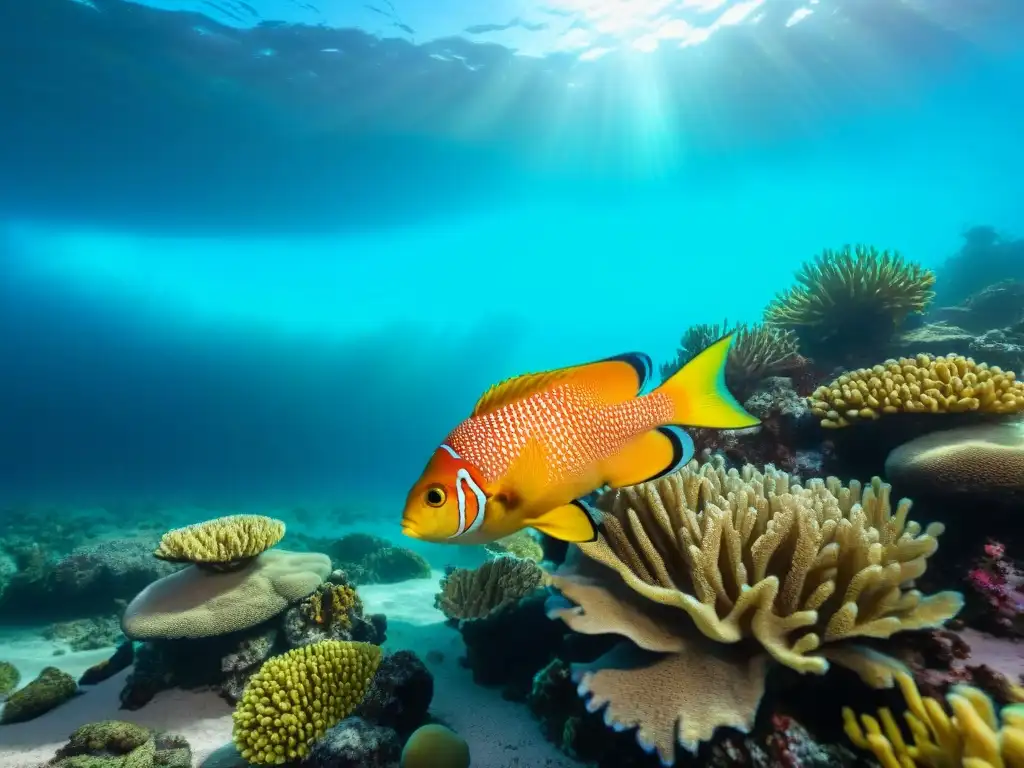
[890, 321, 975, 357]
[200, 743, 248, 768]
[355, 651, 433, 737]
[0, 666, 77, 723]
[305, 717, 401, 768]
[47, 720, 192, 768]
[79, 640, 135, 686]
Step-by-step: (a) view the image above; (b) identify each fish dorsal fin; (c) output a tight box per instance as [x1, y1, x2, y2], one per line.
[471, 370, 570, 417]
[471, 351, 654, 417]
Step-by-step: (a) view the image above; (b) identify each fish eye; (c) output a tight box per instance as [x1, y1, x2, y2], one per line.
[425, 485, 447, 507]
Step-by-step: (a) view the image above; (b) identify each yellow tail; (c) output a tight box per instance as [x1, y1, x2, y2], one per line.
[655, 334, 760, 429]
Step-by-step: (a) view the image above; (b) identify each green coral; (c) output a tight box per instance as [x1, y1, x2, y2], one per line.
[485, 530, 544, 563]
[47, 720, 192, 768]
[232, 640, 382, 765]
[401, 724, 470, 768]
[1, 666, 77, 723]
[0, 660, 20, 696]
[765, 244, 935, 362]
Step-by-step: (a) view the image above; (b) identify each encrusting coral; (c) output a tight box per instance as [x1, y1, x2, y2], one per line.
[0, 666, 77, 723]
[843, 668, 1024, 767]
[660, 320, 805, 401]
[809, 354, 1024, 428]
[435, 556, 547, 621]
[545, 457, 963, 766]
[154, 514, 285, 571]
[232, 639, 382, 765]
[0, 660, 19, 697]
[300, 583, 360, 630]
[765, 244, 935, 360]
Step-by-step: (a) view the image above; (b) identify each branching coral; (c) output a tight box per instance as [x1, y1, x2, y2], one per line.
[232, 640, 382, 765]
[660, 320, 805, 400]
[546, 458, 963, 765]
[154, 515, 285, 571]
[843, 669, 1024, 767]
[809, 354, 1024, 428]
[435, 557, 547, 621]
[765, 245, 935, 360]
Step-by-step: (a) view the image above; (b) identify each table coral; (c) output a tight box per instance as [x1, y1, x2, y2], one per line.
[154, 514, 285, 571]
[809, 354, 1024, 428]
[545, 458, 963, 766]
[843, 670, 1024, 767]
[232, 640, 382, 765]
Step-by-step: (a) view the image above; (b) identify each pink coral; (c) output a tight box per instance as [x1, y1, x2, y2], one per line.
[967, 539, 1024, 636]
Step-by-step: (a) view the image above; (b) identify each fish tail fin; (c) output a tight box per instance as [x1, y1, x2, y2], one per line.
[654, 333, 759, 429]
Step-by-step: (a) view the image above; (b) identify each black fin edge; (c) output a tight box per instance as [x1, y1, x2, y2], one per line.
[601, 352, 654, 396]
[570, 499, 601, 543]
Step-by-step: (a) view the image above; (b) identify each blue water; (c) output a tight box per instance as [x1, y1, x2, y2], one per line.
[1, 0, 1022, 508]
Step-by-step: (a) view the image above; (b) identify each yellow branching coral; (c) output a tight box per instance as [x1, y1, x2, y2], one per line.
[546, 458, 963, 765]
[843, 670, 1024, 768]
[232, 640, 381, 765]
[436, 556, 547, 621]
[765, 245, 935, 358]
[660, 320, 804, 399]
[809, 354, 1024, 428]
[154, 514, 285, 571]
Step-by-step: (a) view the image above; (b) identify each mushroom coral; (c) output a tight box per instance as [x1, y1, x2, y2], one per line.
[545, 458, 963, 766]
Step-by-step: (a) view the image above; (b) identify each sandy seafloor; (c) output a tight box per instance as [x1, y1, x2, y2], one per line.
[0, 572, 580, 767]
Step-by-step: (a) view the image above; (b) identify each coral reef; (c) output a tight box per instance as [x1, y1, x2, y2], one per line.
[47, 720, 192, 768]
[400, 724, 470, 768]
[121, 549, 331, 640]
[0, 660, 19, 697]
[965, 541, 1024, 638]
[80, 640, 135, 686]
[844, 669, 1024, 767]
[545, 458, 962, 765]
[0, 665, 77, 723]
[660, 321, 807, 401]
[326, 533, 431, 585]
[43, 615, 124, 651]
[154, 514, 286, 571]
[435, 556, 547, 621]
[809, 354, 1024, 428]
[282, 571, 387, 649]
[765, 244, 935, 364]
[933, 226, 1024, 307]
[485, 530, 545, 562]
[232, 640, 382, 765]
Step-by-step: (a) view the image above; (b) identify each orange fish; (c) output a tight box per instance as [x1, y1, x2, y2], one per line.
[400, 334, 758, 545]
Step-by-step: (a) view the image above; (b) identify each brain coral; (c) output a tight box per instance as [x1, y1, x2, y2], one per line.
[809, 354, 1024, 428]
[844, 668, 1024, 767]
[122, 550, 331, 640]
[154, 514, 285, 570]
[232, 640, 382, 765]
[546, 458, 962, 765]
[885, 420, 1024, 504]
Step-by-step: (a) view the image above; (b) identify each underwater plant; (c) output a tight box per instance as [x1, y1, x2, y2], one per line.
[765, 244, 935, 363]
[660, 320, 805, 401]
[843, 668, 1024, 767]
[809, 354, 1024, 428]
[545, 457, 962, 766]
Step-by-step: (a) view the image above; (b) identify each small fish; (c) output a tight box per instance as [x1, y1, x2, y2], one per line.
[401, 334, 758, 545]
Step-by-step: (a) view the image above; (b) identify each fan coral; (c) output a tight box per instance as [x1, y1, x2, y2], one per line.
[546, 458, 962, 765]
[809, 354, 1024, 428]
[843, 669, 1024, 767]
[660, 321, 805, 400]
[435, 557, 546, 621]
[765, 245, 935, 360]
[232, 640, 382, 765]
[154, 514, 285, 571]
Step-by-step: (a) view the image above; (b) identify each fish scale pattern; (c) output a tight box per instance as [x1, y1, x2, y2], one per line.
[447, 383, 672, 485]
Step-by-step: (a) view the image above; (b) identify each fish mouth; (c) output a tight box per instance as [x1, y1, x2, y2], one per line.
[401, 523, 421, 540]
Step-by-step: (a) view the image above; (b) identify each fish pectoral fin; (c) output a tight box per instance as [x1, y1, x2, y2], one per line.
[526, 500, 599, 543]
[602, 426, 695, 488]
